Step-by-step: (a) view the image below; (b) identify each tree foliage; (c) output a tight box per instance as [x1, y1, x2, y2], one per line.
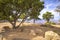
[55, 5, 60, 22]
[55, 5, 60, 13]
[0, 0, 44, 29]
[42, 12, 54, 22]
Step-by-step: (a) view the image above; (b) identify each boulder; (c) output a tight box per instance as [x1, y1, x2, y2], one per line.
[32, 36, 45, 40]
[45, 31, 60, 40]
[29, 30, 36, 36]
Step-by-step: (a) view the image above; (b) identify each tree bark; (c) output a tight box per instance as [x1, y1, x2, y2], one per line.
[17, 13, 28, 27]
[12, 22, 16, 29]
[33, 19, 35, 23]
[47, 19, 50, 23]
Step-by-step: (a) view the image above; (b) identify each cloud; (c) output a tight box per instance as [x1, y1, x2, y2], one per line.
[45, 4, 53, 8]
[39, 8, 48, 19]
[39, 0, 60, 20]
[39, 8, 59, 19]
[45, 3, 57, 10]
[40, 0, 44, 2]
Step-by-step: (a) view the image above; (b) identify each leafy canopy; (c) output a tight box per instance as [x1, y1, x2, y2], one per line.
[42, 12, 54, 22]
[0, 0, 44, 28]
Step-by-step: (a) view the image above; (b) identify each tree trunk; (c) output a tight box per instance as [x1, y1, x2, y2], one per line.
[46, 19, 50, 25]
[33, 19, 35, 23]
[47, 19, 50, 23]
[12, 21, 16, 29]
[17, 14, 28, 28]
[17, 19, 25, 28]
[13, 23, 16, 29]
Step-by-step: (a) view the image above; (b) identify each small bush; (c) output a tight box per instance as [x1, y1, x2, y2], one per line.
[49, 22, 56, 25]
[3, 26, 11, 31]
[45, 22, 56, 25]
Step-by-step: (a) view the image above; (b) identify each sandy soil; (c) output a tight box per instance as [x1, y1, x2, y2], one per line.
[0, 22, 60, 28]
[0, 22, 41, 28]
[0, 22, 60, 40]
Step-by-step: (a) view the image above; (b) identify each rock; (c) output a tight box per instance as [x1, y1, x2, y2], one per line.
[0, 35, 6, 40]
[32, 36, 45, 40]
[35, 29, 43, 36]
[29, 30, 36, 36]
[45, 31, 60, 40]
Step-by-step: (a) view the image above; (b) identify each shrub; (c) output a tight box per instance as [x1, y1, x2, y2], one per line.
[3, 26, 11, 31]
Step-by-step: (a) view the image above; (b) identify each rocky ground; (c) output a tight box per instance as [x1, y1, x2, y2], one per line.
[0, 22, 60, 40]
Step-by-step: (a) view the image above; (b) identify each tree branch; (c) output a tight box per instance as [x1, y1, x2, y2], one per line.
[17, 13, 29, 27]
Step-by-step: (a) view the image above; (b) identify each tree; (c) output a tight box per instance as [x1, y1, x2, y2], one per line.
[42, 12, 54, 23]
[0, 0, 44, 29]
[29, 14, 41, 23]
[28, 7, 41, 23]
[28, 0, 44, 23]
[55, 5, 60, 22]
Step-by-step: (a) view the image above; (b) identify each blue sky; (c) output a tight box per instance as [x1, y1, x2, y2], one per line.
[39, 0, 60, 20]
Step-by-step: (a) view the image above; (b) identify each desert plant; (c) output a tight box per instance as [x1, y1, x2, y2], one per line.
[42, 12, 54, 23]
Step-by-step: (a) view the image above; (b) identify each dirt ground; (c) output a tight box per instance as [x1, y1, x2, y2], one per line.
[0, 22, 60, 28]
[0, 22, 60, 40]
[0, 22, 41, 29]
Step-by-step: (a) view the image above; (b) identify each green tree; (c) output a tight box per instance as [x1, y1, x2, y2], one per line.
[28, 0, 44, 23]
[0, 0, 44, 29]
[42, 12, 54, 23]
[29, 13, 40, 23]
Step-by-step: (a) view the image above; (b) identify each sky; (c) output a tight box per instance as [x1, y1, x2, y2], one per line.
[39, 0, 60, 20]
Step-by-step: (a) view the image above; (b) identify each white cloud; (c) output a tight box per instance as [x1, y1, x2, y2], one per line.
[39, 8, 59, 20]
[38, 1, 60, 20]
[56, 2, 60, 6]
[39, 8, 47, 19]
[45, 4, 53, 9]
[40, 0, 44, 2]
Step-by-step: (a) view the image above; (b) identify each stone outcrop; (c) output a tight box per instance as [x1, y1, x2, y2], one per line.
[45, 31, 60, 40]
[32, 36, 45, 40]
[29, 30, 36, 36]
